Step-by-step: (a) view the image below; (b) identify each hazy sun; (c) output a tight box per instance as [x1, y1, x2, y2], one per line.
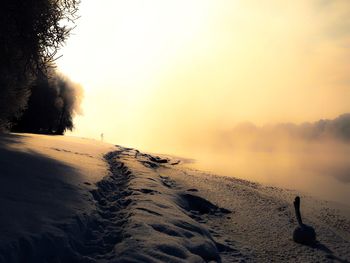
[57, 0, 350, 154]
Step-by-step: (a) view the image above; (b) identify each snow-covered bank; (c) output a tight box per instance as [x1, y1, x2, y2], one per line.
[0, 134, 349, 262]
[122, 147, 350, 262]
[0, 134, 233, 262]
[0, 133, 114, 262]
[106, 148, 234, 262]
[162, 167, 350, 262]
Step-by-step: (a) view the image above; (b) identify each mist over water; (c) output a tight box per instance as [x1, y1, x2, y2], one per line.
[179, 115, 350, 205]
[59, 0, 350, 205]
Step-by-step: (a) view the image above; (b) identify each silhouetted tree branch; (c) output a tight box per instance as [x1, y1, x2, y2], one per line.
[0, 0, 80, 130]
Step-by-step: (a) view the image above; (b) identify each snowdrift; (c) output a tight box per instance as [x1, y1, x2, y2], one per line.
[0, 134, 231, 262]
[1, 133, 349, 262]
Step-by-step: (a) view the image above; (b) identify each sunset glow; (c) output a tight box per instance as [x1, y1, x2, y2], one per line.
[2, 1, 350, 259]
[57, 0, 350, 154]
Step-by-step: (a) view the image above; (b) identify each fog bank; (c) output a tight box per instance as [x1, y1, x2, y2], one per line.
[182, 114, 350, 204]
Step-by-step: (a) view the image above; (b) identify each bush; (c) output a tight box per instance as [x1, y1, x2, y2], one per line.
[11, 71, 83, 135]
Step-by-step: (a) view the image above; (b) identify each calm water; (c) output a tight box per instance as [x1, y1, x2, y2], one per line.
[184, 140, 350, 205]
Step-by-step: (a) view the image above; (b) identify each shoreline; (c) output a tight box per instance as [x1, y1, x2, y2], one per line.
[0, 134, 349, 262]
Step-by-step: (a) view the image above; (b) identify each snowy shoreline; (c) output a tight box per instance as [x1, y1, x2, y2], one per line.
[0, 134, 349, 262]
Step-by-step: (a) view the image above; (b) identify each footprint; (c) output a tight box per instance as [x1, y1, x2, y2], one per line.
[149, 156, 168, 164]
[177, 193, 231, 216]
[141, 161, 159, 169]
[160, 176, 177, 189]
[136, 188, 160, 195]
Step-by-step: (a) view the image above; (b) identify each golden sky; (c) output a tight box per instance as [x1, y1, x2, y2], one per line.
[57, 0, 350, 153]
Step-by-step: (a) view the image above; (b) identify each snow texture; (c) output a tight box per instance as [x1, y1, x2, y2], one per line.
[0, 133, 349, 262]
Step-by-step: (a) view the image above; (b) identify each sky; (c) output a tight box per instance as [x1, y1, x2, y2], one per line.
[57, 0, 350, 154]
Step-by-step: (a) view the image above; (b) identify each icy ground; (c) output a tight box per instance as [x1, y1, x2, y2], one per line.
[0, 134, 349, 262]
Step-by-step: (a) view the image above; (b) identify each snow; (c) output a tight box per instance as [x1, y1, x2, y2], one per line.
[106, 149, 229, 262]
[0, 133, 349, 262]
[0, 133, 113, 262]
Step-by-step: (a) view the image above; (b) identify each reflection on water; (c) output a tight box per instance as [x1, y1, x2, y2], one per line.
[184, 140, 350, 205]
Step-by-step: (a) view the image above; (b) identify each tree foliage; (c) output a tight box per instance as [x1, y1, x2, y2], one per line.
[0, 0, 80, 130]
[11, 71, 83, 135]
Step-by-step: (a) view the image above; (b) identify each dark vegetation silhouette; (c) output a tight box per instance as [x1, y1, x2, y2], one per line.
[232, 113, 350, 141]
[293, 196, 316, 245]
[0, 0, 80, 132]
[11, 71, 83, 135]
